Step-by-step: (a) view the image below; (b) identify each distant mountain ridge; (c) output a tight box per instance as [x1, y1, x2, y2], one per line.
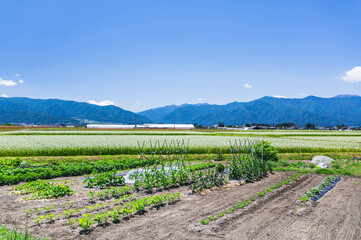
[0, 97, 151, 125]
[1, 95, 360, 126]
[138, 95, 361, 126]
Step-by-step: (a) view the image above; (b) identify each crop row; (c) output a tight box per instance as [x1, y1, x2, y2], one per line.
[300, 175, 339, 202]
[32, 193, 180, 232]
[11, 180, 74, 200]
[0, 157, 157, 185]
[87, 186, 132, 201]
[200, 173, 303, 224]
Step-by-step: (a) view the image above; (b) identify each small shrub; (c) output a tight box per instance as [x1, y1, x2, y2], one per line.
[255, 140, 278, 162]
[20, 161, 31, 168]
[288, 162, 307, 169]
[278, 159, 290, 167]
[267, 161, 278, 169]
[332, 163, 340, 169]
[215, 152, 224, 161]
[215, 163, 225, 173]
[308, 163, 316, 169]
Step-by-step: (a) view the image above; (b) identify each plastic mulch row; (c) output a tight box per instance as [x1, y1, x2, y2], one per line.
[310, 176, 341, 201]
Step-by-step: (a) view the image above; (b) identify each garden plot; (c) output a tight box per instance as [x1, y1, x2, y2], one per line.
[1, 172, 360, 240]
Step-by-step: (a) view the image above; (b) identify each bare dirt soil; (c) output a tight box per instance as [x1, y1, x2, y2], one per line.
[0, 172, 360, 240]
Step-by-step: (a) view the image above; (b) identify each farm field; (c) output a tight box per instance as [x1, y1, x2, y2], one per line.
[0, 130, 361, 240]
[0, 129, 361, 157]
[0, 172, 360, 240]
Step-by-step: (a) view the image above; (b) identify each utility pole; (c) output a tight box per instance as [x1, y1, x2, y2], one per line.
[298, 119, 301, 129]
[316, 115, 319, 128]
[173, 117, 175, 129]
[341, 117, 343, 126]
[2, 111, 4, 125]
[48, 113, 50, 126]
[134, 117, 137, 129]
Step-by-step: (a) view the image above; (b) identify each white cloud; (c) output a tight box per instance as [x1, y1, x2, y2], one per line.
[198, 97, 203, 101]
[341, 66, 361, 82]
[15, 73, 20, 77]
[1, 94, 8, 98]
[0, 78, 17, 86]
[19, 80, 24, 84]
[274, 95, 287, 98]
[88, 100, 116, 106]
[244, 83, 252, 89]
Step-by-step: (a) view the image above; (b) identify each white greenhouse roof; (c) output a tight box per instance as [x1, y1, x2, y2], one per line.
[86, 124, 194, 129]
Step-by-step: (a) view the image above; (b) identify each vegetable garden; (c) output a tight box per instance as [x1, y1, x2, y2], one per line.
[0, 131, 360, 240]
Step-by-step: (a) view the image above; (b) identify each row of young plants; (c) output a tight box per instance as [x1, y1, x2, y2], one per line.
[0, 157, 157, 185]
[32, 193, 180, 232]
[26, 202, 108, 223]
[200, 173, 303, 225]
[77, 193, 180, 231]
[24, 202, 77, 218]
[300, 175, 339, 202]
[27, 194, 136, 223]
[30, 194, 132, 224]
[87, 186, 132, 202]
[11, 180, 74, 200]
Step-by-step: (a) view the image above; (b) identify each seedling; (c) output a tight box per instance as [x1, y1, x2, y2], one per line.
[200, 219, 209, 225]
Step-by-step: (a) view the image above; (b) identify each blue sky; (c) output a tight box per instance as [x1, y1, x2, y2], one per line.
[1, 0, 361, 112]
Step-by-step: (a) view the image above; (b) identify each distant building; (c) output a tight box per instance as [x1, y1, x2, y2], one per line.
[87, 124, 136, 129]
[86, 124, 195, 130]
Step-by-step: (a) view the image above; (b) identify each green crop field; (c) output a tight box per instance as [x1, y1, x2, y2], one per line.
[0, 130, 360, 156]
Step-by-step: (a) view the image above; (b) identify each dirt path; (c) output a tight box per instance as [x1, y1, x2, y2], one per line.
[289, 176, 361, 240]
[217, 176, 361, 240]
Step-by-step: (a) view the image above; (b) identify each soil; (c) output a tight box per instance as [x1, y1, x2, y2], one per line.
[0, 172, 360, 240]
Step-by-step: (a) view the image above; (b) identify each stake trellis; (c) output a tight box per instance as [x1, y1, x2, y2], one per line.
[131, 139, 193, 192]
[229, 139, 267, 182]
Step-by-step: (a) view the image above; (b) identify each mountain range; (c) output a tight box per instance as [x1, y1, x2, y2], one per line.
[139, 95, 361, 126]
[0, 95, 360, 126]
[0, 97, 150, 125]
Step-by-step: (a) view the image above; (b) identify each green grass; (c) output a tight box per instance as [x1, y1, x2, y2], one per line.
[279, 152, 361, 160]
[0, 224, 50, 240]
[271, 158, 361, 177]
